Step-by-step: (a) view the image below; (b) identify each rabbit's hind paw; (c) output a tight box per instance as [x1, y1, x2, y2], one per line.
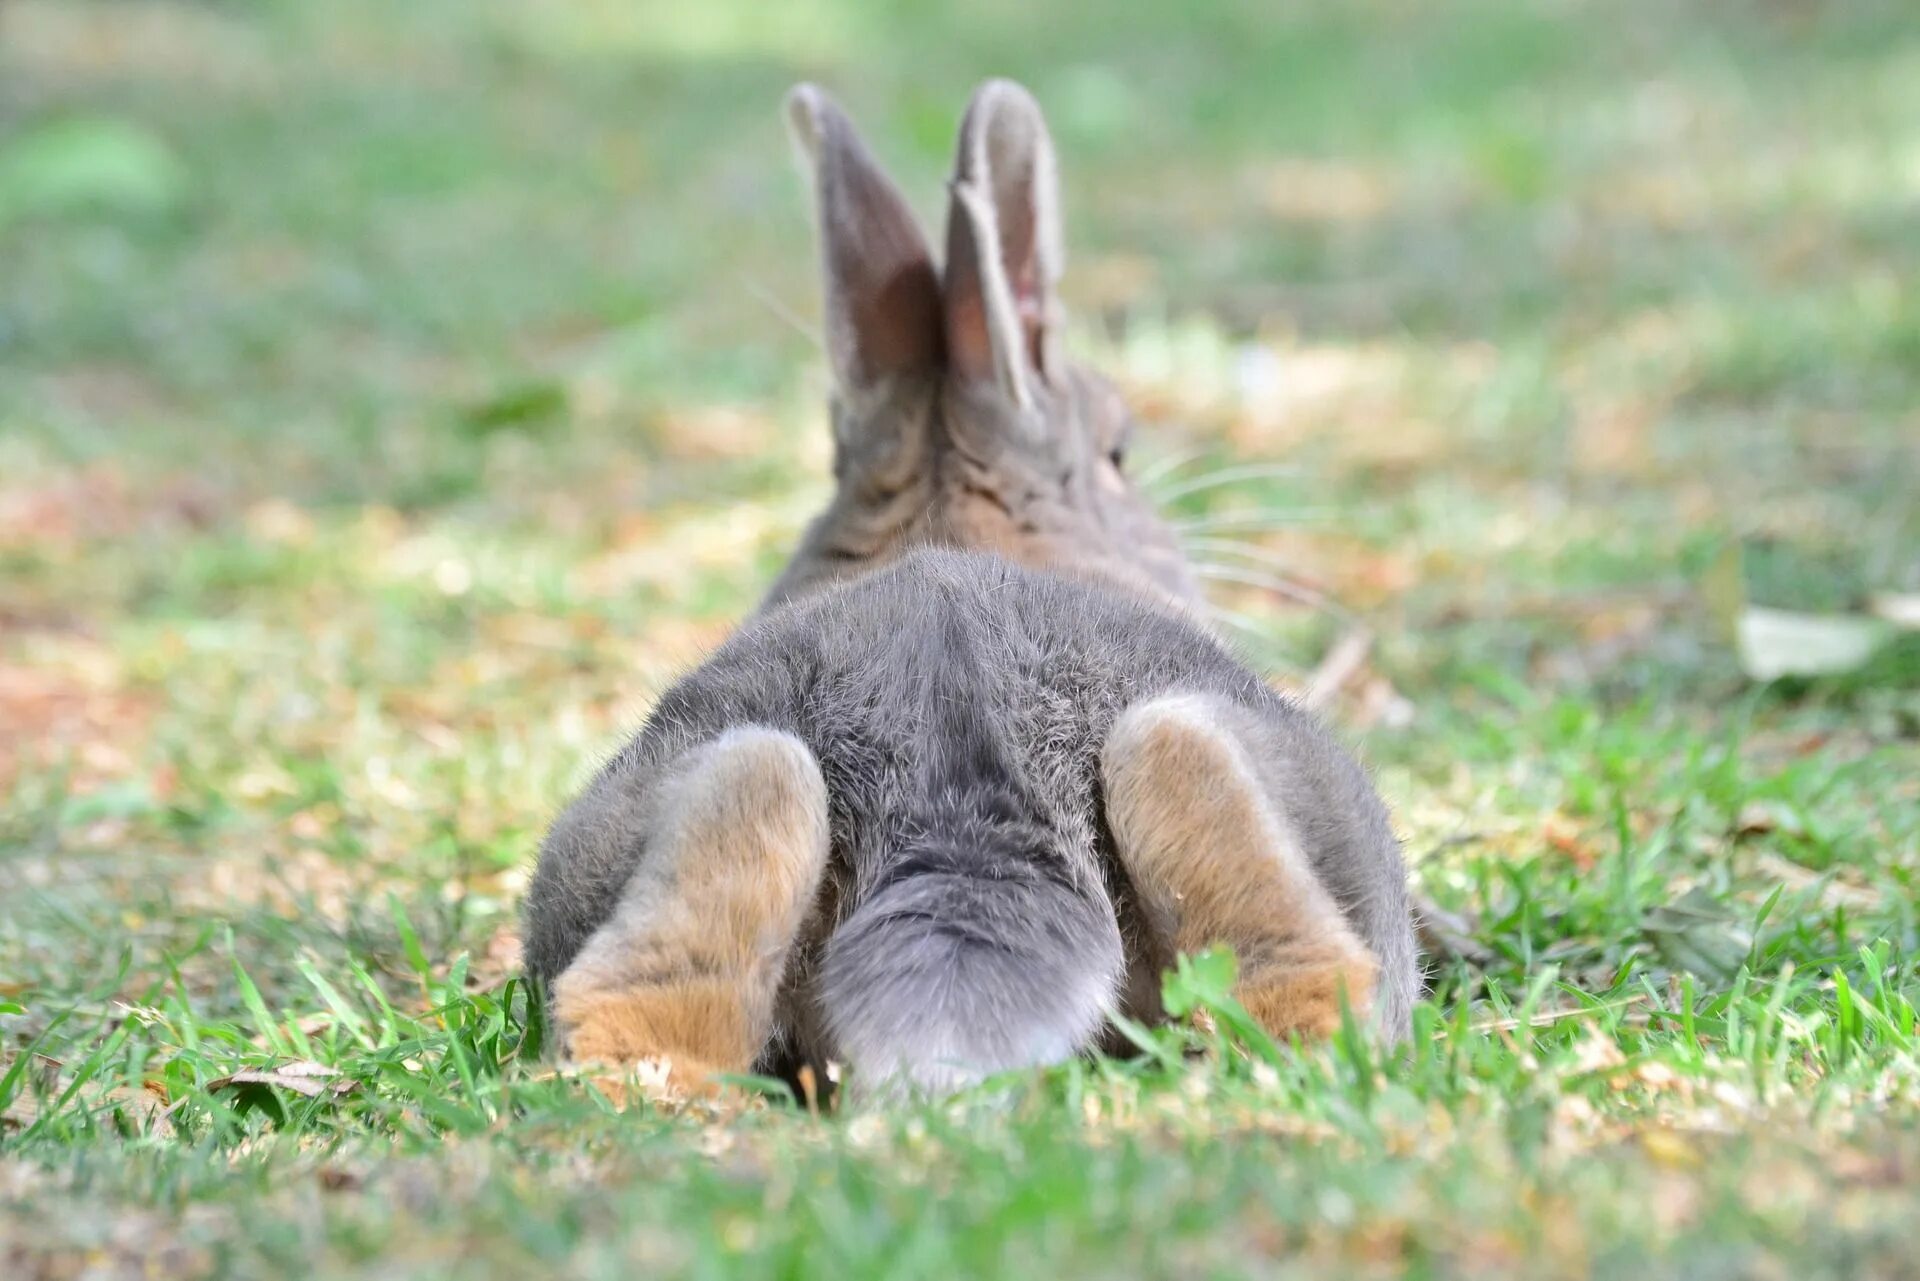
[1103, 692, 1378, 1042]
[549, 727, 831, 1087]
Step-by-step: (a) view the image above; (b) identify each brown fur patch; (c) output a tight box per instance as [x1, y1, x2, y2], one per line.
[1237, 950, 1378, 1040]
[552, 977, 750, 1091]
[1103, 694, 1378, 1039]
[551, 729, 831, 1087]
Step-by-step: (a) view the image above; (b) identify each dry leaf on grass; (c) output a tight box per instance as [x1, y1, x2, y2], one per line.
[1642, 889, 1753, 982]
[1704, 542, 1901, 682]
[1869, 593, 1920, 630]
[1737, 607, 1889, 682]
[206, 1061, 357, 1099]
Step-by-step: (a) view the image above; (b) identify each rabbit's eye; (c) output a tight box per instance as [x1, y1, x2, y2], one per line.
[1107, 446, 1126, 471]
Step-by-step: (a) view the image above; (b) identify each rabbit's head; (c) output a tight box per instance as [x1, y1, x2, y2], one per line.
[767, 81, 1200, 612]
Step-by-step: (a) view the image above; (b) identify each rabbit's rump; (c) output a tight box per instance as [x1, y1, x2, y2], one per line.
[525, 548, 1414, 1095]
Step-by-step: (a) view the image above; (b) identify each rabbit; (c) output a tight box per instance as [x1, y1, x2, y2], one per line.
[521, 80, 1418, 1101]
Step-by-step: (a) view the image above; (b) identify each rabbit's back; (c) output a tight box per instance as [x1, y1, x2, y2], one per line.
[526, 548, 1410, 1032]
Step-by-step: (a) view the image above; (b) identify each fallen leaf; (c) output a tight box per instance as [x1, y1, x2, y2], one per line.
[206, 1061, 357, 1099]
[1643, 889, 1753, 981]
[1736, 607, 1888, 682]
[1870, 593, 1920, 630]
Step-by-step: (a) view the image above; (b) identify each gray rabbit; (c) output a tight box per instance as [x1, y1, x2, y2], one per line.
[522, 81, 1418, 1100]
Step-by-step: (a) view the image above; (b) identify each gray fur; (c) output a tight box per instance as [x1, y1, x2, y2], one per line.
[525, 552, 1417, 1085]
[522, 81, 1417, 1096]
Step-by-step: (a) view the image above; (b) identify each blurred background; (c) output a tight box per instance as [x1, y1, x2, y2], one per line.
[2, 0, 1915, 974]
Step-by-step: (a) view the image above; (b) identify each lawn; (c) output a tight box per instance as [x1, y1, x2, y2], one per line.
[3, 0, 1918, 1276]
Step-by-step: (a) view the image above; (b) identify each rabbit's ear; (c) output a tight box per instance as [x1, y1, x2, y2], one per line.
[787, 84, 943, 389]
[942, 80, 1065, 410]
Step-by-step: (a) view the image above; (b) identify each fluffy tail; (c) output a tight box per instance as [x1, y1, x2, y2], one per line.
[818, 715, 1122, 1101]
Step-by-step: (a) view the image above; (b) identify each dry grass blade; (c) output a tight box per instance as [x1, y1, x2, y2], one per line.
[1301, 626, 1373, 712]
[1470, 993, 1649, 1035]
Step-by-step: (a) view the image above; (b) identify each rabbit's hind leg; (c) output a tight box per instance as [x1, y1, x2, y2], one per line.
[1102, 695, 1376, 1040]
[551, 728, 830, 1091]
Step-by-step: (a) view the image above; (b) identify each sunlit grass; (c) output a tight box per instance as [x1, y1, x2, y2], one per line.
[3, 0, 1917, 1275]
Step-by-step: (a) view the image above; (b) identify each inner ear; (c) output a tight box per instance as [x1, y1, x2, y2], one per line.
[787, 84, 943, 389]
[942, 80, 1065, 405]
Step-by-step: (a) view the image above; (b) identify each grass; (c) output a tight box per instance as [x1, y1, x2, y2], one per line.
[2, 0, 1917, 1275]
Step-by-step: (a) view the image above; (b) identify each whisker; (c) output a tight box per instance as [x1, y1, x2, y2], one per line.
[1183, 536, 1324, 575]
[1207, 603, 1273, 639]
[1128, 448, 1212, 489]
[1148, 462, 1304, 504]
[1191, 562, 1357, 625]
[1182, 536, 1305, 566]
[1171, 509, 1336, 534]
[739, 274, 824, 350]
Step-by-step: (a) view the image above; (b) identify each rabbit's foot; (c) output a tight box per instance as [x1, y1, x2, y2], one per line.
[550, 727, 830, 1079]
[1102, 693, 1376, 1038]
[554, 978, 741, 1095]
[1231, 943, 1378, 1040]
